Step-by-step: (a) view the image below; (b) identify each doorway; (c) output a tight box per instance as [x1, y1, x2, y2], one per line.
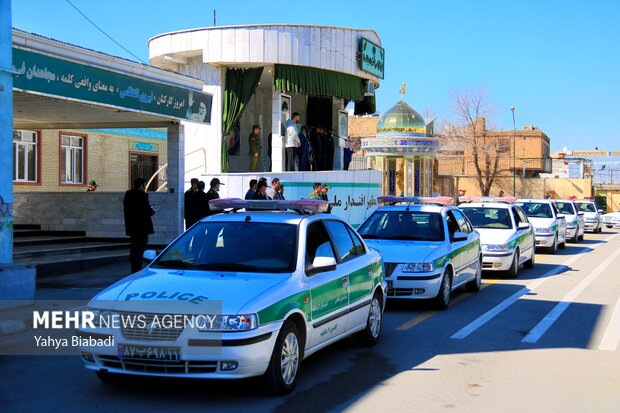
[130, 153, 159, 191]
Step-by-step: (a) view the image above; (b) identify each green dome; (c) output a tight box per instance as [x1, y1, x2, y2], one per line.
[377, 100, 426, 133]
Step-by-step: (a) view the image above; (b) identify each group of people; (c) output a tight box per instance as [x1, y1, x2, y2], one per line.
[184, 177, 223, 228]
[245, 177, 285, 200]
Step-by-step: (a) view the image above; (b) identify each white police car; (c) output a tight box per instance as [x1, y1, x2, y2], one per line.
[516, 199, 567, 253]
[602, 210, 620, 229]
[356, 196, 482, 309]
[79, 199, 385, 395]
[575, 200, 603, 232]
[553, 199, 585, 242]
[458, 197, 535, 278]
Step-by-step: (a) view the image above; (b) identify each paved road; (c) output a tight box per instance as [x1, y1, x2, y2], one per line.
[2, 231, 620, 412]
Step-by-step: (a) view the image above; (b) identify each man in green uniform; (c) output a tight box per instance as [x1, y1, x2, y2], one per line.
[248, 124, 261, 172]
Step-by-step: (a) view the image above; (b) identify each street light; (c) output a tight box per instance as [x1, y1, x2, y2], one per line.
[511, 106, 516, 197]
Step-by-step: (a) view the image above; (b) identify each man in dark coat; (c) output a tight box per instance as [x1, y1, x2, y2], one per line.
[184, 178, 199, 228]
[193, 181, 210, 223]
[205, 178, 224, 216]
[252, 180, 269, 200]
[123, 178, 155, 273]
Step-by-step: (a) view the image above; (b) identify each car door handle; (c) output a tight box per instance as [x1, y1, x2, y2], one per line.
[342, 277, 349, 288]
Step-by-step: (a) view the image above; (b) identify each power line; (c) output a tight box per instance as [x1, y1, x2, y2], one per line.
[64, 0, 146, 64]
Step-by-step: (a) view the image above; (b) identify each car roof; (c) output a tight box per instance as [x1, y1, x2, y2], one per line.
[459, 202, 515, 209]
[552, 199, 577, 203]
[516, 199, 554, 204]
[375, 204, 447, 213]
[197, 211, 338, 225]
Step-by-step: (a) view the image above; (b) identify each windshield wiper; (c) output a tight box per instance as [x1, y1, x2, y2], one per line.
[194, 263, 262, 271]
[153, 259, 193, 268]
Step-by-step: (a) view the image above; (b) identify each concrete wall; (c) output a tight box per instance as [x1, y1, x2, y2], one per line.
[14, 192, 181, 245]
[436, 176, 592, 199]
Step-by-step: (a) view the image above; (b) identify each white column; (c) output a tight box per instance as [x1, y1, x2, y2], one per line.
[0, 0, 13, 264]
[167, 123, 185, 237]
[271, 91, 284, 172]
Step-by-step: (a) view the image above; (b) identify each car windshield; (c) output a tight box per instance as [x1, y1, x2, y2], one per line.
[576, 202, 597, 213]
[357, 211, 444, 241]
[517, 202, 553, 219]
[460, 207, 513, 229]
[152, 222, 297, 272]
[555, 202, 575, 215]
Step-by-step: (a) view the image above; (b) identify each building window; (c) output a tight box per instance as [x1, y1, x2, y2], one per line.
[60, 134, 84, 184]
[13, 130, 38, 182]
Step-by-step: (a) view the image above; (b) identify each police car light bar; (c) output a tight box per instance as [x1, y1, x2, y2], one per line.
[377, 196, 454, 206]
[209, 198, 329, 213]
[458, 196, 518, 204]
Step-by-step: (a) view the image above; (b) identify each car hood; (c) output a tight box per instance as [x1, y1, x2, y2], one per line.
[527, 217, 557, 229]
[90, 268, 288, 314]
[582, 212, 599, 220]
[365, 239, 443, 263]
[474, 228, 514, 245]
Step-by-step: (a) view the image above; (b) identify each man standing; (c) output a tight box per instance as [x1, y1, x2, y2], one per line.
[248, 124, 261, 172]
[205, 178, 224, 215]
[309, 182, 322, 199]
[184, 178, 199, 228]
[267, 177, 284, 200]
[245, 179, 258, 200]
[123, 178, 155, 273]
[252, 180, 269, 200]
[193, 181, 210, 223]
[320, 183, 333, 213]
[299, 126, 311, 171]
[285, 112, 301, 171]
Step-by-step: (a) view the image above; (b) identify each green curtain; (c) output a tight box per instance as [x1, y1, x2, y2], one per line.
[274, 64, 364, 102]
[221, 67, 264, 172]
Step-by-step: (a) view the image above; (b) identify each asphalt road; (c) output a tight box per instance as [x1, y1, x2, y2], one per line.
[2, 230, 620, 413]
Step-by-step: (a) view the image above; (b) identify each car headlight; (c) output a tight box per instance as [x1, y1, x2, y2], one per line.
[482, 244, 509, 252]
[535, 227, 553, 234]
[197, 314, 258, 332]
[402, 262, 434, 273]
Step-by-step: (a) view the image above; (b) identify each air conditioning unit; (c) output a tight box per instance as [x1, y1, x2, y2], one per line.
[364, 80, 375, 96]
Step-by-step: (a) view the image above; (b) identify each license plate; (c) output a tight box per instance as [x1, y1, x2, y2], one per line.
[386, 280, 393, 290]
[118, 345, 180, 360]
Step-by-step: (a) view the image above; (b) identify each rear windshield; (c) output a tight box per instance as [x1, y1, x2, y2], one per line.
[357, 211, 444, 241]
[152, 222, 297, 272]
[554, 202, 576, 215]
[517, 202, 553, 219]
[576, 202, 597, 213]
[460, 207, 513, 229]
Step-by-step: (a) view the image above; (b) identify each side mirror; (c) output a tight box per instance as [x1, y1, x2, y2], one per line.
[577, 211, 585, 216]
[598, 209, 605, 214]
[517, 222, 530, 230]
[307, 256, 337, 276]
[143, 250, 157, 264]
[452, 231, 468, 242]
[557, 214, 565, 220]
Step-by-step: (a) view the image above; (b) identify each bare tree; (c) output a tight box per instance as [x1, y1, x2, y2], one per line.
[448, 87, 504, 196]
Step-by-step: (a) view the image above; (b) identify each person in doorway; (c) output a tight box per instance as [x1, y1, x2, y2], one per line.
[343, 142, 354, 171]
[184, 178, 199, 229]
[267, 177, 284, 200]
[298, 126, 311, 171]
[205, 178, 224, 215]
[248, 124, 261, 172]
[123, 178, 155, 273]
[309, 127, 322, 170]
[285, 112, 301, 171]
[245, 179, 258, 200]
[252, 180, 269, 200]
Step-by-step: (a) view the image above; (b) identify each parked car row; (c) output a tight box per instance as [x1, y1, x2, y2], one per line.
[77, 196, 608, 395]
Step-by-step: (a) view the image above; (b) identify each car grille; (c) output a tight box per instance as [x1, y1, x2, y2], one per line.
[482, 262, 494, 269]
[387, 288, 414, 297]
[96, 355, 217, 374]
[384, 262, 400, 277]
[121, 313, 185, 342]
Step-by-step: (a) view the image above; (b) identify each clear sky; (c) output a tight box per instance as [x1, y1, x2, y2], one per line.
[11, 0, 620, 152]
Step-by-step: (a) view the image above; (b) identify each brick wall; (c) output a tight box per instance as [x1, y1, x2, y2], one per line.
[14, 129, 167, 193]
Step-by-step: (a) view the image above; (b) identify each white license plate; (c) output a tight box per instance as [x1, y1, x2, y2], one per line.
[118, 345, 180, 360]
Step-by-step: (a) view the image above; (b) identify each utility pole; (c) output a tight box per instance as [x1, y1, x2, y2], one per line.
[511, 106, 516, 197]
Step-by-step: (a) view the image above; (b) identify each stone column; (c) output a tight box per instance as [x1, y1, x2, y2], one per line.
[167, 123, 185, 237]
[271, 91, 284, 172]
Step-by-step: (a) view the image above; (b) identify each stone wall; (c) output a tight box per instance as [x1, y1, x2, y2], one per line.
[14, 192, 180, 245]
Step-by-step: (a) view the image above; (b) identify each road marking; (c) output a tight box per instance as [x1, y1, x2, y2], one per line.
[450, 242, 611, 340]
[599, 295, 620, 351]
[522, 246, 620, 343]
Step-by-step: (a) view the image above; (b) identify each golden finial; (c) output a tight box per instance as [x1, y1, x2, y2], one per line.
[399, 82, 406, 95]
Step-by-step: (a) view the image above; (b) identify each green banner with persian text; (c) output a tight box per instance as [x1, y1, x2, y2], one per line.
[11, 47, 212, 124]
[358, 38, 385, 79]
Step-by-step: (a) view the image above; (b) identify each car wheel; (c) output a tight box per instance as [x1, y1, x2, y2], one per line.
[558, 235, 566, 249]
[506, 251, 519, 278]
[465, 259, 482, 292]
[578, 232, 584, 241]
[433, 268, 452, 310]
[524, 247, 535, 269]
[548, 235, 558, 254]
[264, 321, 302, 395]
[598, 224, 603, 233]
[356, 292, 383, 346]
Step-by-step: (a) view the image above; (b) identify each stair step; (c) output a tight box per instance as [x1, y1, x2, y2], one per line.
[13, 242, 130, 259]
[13, 229, 86, 238]
[14, 224, 41, 230]
[16, 251, 130, 278]
[13, 236, 91, 246]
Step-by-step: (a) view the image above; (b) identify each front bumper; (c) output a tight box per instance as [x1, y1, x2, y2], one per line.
[481, 251, 515, 271]
[535, 233, 556, 247]
[79, 324, 280, 379]
[566, 227, 578, 240]
[584, 221, 599, 231]
[605, 220, 620, 228]
[385, 271, 443, 300]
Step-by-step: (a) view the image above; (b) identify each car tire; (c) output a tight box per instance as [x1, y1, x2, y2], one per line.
[506, 251, 519, 278]
[558, 236, 566, 249]
[433, 268, 452, 310]
[264, 320, 302, 395]
[524, 247, 535, 269]
[355, 292, 383, 346]
[465, 259, 482, 292]
[578, 233, 584, 241]
[548, 235, 558, 254]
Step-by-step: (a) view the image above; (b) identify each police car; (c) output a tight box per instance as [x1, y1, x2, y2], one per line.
[575, 200, 603, 232]
[602, 210, 620, 229]
[552, 199, 585, 242]
[79, 199, 385, 395]
[516, 199, 567, 253]
[356, 196, 482, 309]
[458, 197, 535, 278]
